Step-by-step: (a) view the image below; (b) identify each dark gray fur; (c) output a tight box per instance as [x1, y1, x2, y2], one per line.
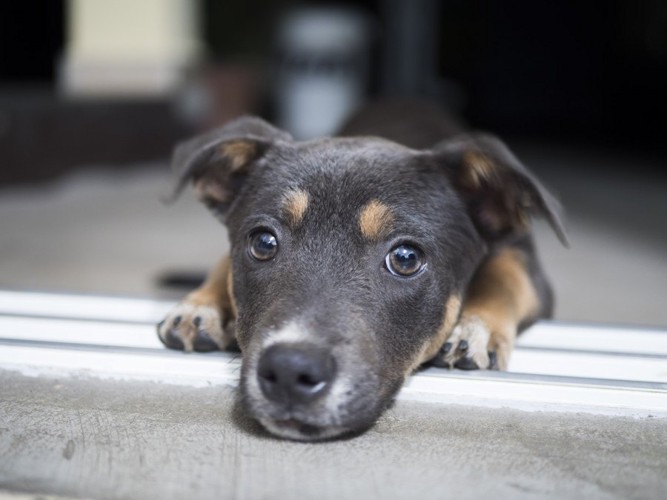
[164, 103, 566, 439]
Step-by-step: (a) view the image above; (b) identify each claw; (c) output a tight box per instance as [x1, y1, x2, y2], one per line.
[165, 329, 185, 350]
[454, 356, 479, 370]
[430, 342, 453, 369]
[488, 351, 498, 370]
[193, 329, 218, 352]
[430, 355, 450, 369]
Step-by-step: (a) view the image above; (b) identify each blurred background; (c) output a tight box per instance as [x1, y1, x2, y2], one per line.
[0, 0, 665, 326]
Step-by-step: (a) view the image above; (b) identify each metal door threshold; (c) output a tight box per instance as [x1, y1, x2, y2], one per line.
[1, 290, 665, 418]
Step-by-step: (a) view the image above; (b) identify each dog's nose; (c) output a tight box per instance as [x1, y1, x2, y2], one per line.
[257, 343, 336, 404]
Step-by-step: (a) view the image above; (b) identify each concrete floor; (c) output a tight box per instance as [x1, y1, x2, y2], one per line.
[2, 370, 666, 500]
[1, 143, 666, 499]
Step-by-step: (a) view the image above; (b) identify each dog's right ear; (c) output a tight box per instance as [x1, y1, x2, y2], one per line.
[166, 116, 292, 216]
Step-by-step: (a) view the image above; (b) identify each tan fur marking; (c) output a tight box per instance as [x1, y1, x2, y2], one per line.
[186, 255, 233, 311]
[359, 200, 394, 240]
[184, 255, 237, 334]
[219, 141, 257, 171]
[415, 294, 462, 368]
[462, 150, 496, 188]
[194, 176, 229, 204]
[461, 248, 539, 369]
[282, 189, 310, 226]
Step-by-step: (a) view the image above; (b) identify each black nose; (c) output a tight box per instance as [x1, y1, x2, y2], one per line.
[257, 343, 336, 404]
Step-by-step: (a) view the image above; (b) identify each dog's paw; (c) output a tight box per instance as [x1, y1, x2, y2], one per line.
[431, 315, 506, 370]
[157, 301, 231, 352]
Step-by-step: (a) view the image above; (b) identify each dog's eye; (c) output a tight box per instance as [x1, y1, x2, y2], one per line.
[249, 231, 278, 261]
[385, 245, 424, 277]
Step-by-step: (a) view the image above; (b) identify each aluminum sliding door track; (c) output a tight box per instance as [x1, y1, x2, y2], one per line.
[1, 290, 666, 418]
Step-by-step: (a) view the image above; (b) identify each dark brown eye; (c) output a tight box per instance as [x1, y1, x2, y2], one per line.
[385, 245, 424, 277]
[249, 231, 278, 261]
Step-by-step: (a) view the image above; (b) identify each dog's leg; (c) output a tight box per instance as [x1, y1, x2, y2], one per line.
[436, 239, 551, 370]
[157, 255, 236, 352]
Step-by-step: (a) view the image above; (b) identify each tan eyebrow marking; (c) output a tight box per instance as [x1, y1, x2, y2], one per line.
[358, 199, 394, 240]
[282, 188, 310, 226]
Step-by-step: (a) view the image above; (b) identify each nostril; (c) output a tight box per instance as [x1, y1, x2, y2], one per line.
[297, 374, 316, 386]
[296, 373, 324, 390]
[260, 370, 278, 384]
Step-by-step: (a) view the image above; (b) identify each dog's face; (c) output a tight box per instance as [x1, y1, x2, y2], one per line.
[227, 138, 484, 440]
[171, 117, 566, 440]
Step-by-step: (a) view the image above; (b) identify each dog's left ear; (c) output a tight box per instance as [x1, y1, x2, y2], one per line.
[167, 116, 292, 216]
[433, 133, 569, 246]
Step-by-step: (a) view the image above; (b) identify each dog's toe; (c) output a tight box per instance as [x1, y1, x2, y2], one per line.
[435, 316, 492, 370]
[157, 303, 229, 352]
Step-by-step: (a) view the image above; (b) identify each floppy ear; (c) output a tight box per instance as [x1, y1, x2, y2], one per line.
[434, 133, 568, 246]
[167, 116, 292, 217]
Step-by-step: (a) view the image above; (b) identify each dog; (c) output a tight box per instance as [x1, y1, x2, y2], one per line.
[157, 101, 567, 441]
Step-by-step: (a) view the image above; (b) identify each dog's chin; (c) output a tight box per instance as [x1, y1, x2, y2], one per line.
[257, 417, 353, 442]
[249, 397, 393, 441]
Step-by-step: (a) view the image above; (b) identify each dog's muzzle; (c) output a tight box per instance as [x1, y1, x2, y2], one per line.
[241, 320, 383, 441]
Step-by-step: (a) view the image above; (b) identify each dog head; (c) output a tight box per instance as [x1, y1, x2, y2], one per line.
[171, 116, 566, 440]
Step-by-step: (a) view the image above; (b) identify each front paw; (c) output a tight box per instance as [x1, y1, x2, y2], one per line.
[431, 315, 507, 370]
[157, 301, 231, 352]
